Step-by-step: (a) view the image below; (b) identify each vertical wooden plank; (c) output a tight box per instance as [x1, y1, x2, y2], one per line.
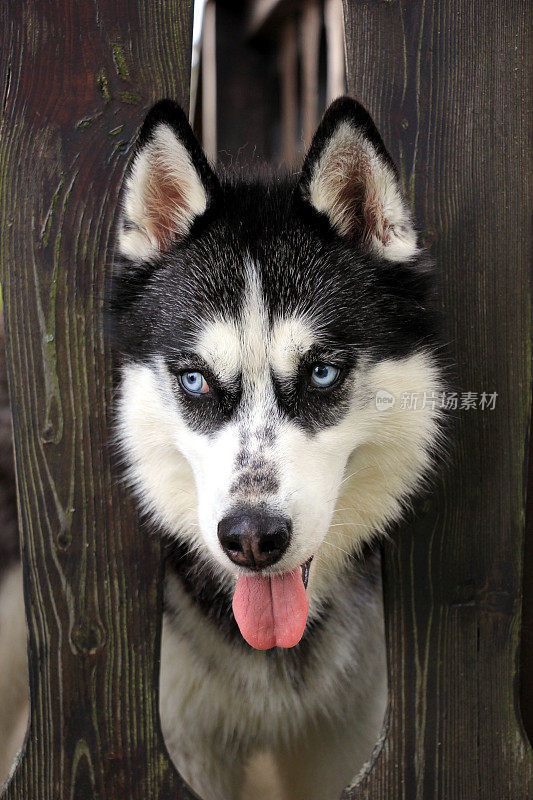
[300, 0, 321, 148]
[202, 0, 217, 163]
[189, 0, 205, 127]
[0, 2, 199, 798]
[324, 0, 345, 103]
[340, 1, 532, 798]
[521, 414, 533, 737]
[279, 16, 298, 167]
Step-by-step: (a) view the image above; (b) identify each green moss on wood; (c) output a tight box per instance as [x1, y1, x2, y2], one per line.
[97, 69, 111, 103]
[112, 44, 130, 79]
[120, 91, 142, 105]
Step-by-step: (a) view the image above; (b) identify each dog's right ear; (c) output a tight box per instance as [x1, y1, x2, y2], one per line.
[116, 99, 219, 265]
[297, 97, 419, 262]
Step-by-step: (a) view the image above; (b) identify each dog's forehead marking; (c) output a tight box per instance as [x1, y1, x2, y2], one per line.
[239, 265, 270, 383]
[196, 265, 316, 383]
[196, 318, 241, 382]
[270, 317, 316, 379]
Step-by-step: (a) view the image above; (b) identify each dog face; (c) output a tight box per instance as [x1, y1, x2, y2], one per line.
[111, 99, 443, 638]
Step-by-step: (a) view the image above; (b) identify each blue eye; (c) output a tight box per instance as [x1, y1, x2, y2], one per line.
[310, 363, 340, 388]
[180, 371, 210, 395]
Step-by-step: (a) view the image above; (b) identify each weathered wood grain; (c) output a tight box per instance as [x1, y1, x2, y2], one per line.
[0, 2, 199, 798]
[340, 1, 532, 798]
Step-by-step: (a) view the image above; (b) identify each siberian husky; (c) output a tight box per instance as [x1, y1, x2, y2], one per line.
[110, 96, 444, 800]
[0, 96, 444, 800]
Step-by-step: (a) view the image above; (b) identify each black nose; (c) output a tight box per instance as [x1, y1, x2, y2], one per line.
[217, 511, 291, 570]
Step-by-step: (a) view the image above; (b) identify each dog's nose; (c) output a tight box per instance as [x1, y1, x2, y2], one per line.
[217, 511, 291, 570]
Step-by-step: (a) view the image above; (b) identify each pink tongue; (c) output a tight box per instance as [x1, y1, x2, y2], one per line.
[232, 568, 309, 650]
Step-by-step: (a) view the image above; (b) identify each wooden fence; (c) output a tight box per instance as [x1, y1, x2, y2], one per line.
[0, 1, 530, 798]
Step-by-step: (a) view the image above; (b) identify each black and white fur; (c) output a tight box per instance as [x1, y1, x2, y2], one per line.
[110, 97, 444, 800]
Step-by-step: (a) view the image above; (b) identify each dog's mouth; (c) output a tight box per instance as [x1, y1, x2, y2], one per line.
[232, 556, 314, 651]
[301, 556, 313, 590]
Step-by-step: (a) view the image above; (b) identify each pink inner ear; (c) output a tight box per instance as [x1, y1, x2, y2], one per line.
[325, 142, 368, 239]
[144, 157, 193, 250]
[319, 142, 391, 244]
[364, 193, 390, 246]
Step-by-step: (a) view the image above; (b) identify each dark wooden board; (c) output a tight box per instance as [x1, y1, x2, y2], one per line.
[521, 409, 533, 739]
[340, 1, 532, 798]
[0, 2, 199, 798]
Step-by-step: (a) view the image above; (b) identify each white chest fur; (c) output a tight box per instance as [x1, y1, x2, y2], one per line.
[159, 569, 387, 800]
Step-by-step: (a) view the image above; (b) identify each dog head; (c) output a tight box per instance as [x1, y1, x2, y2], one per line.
[111, 98, 443, 648]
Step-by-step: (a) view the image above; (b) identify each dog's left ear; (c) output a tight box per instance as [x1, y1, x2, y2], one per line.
[297, 97, 418, 262]
[117, 99, 219, 264]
